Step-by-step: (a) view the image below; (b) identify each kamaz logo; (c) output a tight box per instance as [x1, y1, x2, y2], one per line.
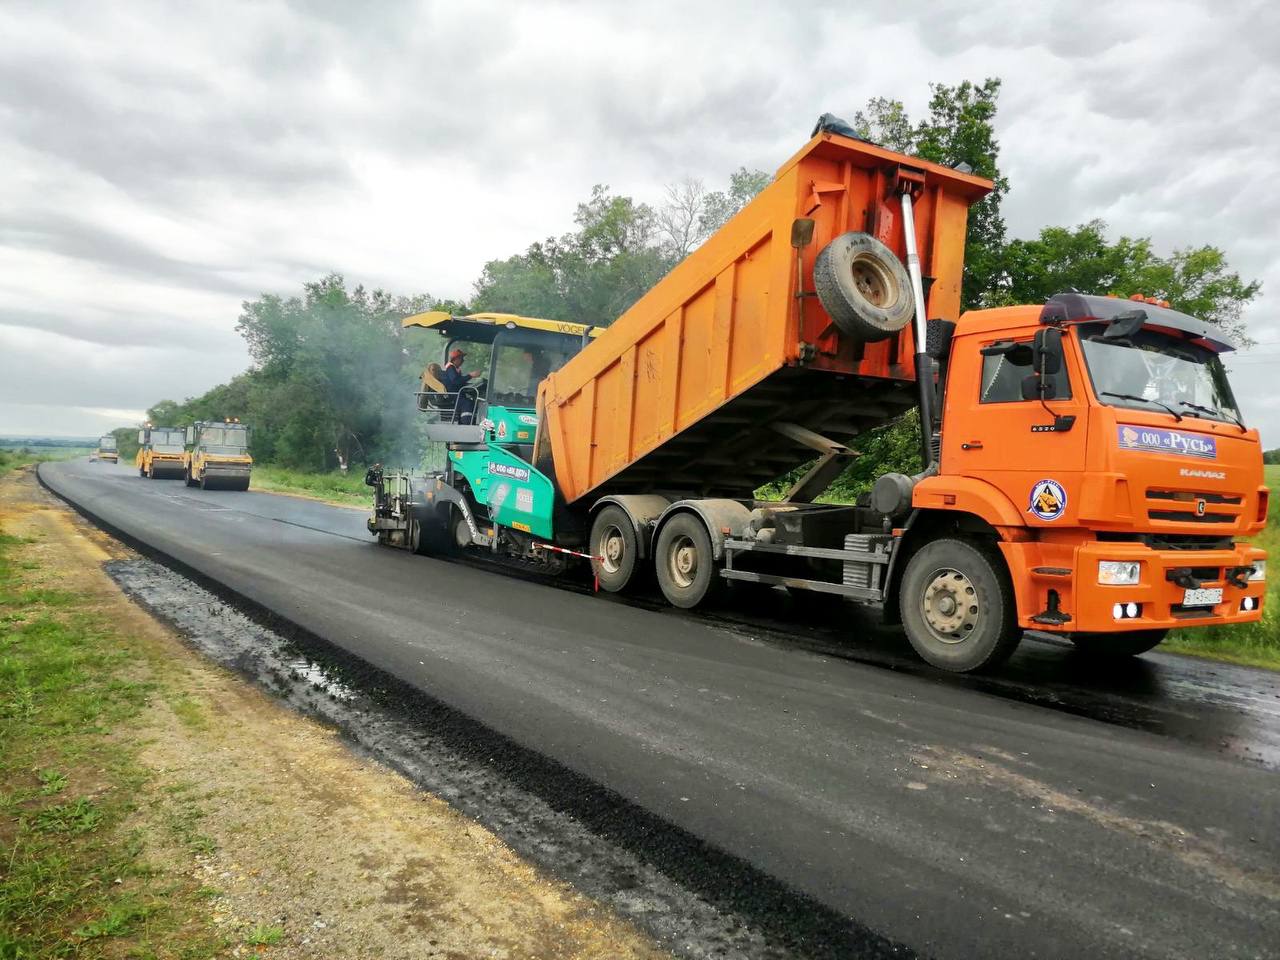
[1179, 468, 1226, 480]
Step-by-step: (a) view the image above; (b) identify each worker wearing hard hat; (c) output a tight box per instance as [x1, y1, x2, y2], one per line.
[440, 349, 483, 422]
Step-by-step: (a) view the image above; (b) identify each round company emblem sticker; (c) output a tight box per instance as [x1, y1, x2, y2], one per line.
[1028, 479, 1067, 521]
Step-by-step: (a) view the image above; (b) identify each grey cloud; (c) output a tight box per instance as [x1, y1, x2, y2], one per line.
[1, 0, 1277, 445]
[0, 305, 237, 352]
[0, 212, 254, 295]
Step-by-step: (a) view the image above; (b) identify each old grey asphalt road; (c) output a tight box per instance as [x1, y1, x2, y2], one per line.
[40, 458, 1280, 959]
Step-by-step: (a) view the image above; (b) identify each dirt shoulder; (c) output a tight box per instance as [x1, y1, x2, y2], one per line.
[0, 465, 667, 959]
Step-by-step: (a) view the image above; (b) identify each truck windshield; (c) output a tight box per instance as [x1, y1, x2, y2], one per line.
[151, 429, 185, 452]
[98, 437, 117, 450]
[489, 331, 579, 408]
[1077, 322, 1243, 426]
[200, 426, 248, 455]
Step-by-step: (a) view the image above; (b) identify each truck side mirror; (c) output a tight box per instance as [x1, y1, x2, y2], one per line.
[1032, 327, 1064, 375]
[137, 430, 146, 444]
[1022, 326, 1074, 431]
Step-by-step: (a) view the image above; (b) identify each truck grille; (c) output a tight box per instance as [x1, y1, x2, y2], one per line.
[1146, 488, 1243, 526]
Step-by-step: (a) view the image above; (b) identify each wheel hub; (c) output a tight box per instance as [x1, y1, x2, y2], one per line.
[922, 568, 979, 643]
[600, 525, 625, 574]
[670, 535, 698, 588]
[850, 253, 893, 307]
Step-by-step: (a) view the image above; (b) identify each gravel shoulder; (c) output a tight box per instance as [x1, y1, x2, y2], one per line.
[1, 465, 667, 959]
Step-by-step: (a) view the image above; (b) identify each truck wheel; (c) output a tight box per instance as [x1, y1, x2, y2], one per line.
[450, 508, 475, 551]
[655, 513, 723, 609]
[813, 232, 914, 342]
[590, 506, 641, 593]
[1070, 630, 1167, 658]
[185, 467, 198, 487]
[900, 538, 1021, 672]
[410, 509, 454, 557]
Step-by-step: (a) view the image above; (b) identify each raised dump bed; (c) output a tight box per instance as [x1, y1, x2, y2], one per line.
[372, 124, 1268, 675]
[537, 129, 991, 504]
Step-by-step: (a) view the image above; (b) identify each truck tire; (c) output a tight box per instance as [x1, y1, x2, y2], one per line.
[185, 467, 198, 487]
[900, 538, 1022, 672]
[590, 506, 641, 593]
[1070, 630, 1167, 657]
[813, 232, 914, 342]
[410, 508, 454, 557]
[655, 513, 723, 609]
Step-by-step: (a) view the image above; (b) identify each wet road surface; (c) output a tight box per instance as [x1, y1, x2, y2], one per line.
[40, 458, 1280, 959]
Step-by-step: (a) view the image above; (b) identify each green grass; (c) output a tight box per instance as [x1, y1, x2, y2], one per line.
[1163, 463, 1279, 669]
[0, 448, 92, 477]
[250, 465, 371, 506]
[244, 924, 285, 946]
[0, 524, 225, 957]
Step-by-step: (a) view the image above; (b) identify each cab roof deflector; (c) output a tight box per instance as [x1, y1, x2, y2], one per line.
[1039, 293, 1235, 353]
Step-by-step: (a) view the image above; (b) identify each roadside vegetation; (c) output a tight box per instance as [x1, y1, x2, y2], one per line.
[250, 464, 371, 506]
[0, 446, 91, 477]
[1164, 463, 1279, 669]
[0, 462, 223, 957]
[0, 461, 666, 958]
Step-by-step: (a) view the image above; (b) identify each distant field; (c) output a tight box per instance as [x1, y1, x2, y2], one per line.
[1164, 463, 1278, 669]
[0, 447, 92, 475]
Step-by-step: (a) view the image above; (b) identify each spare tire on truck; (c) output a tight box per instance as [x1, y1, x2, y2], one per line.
[813, 231, 914, 341]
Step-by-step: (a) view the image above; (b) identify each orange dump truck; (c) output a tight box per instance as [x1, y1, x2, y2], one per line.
[375, 123, 1267, 672]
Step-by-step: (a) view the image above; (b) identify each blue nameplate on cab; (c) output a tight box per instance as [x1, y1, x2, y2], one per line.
[1117, 424, 1217, 459]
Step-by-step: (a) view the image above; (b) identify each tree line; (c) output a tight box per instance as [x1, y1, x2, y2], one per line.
[117, 78, 1262, 492]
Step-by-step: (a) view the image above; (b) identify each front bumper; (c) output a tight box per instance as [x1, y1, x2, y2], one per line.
[202, 462, 252, 479]
[1020, 540, 1266, 633]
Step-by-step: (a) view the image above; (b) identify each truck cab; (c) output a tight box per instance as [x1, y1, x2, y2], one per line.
[930, 292, 1266, 645]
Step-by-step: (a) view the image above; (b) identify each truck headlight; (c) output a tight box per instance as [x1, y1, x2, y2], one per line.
[1098, 561, 1141, 585]
[1250, 560, 1266, 582]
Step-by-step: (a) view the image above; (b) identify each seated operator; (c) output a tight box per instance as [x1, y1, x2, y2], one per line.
[440, 348, 483, 422]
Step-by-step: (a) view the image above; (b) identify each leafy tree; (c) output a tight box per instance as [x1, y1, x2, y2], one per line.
[474, 170, 769, 326]
[473, 185, 668, 326]
[998, 220, 1260, 344]
[144, 399, 186, 427]
[110, 426, 140, 460]
[854, 79, 1008, 310]
[698, 167, 771, 235]
[1264, 449, 1280, 465]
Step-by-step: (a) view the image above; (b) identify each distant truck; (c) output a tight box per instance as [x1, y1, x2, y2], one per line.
[95, 435, 118, 463]
[184, 420, 252, 491]
[135, 425, 186, 479]
[369, 126, 1267, 673]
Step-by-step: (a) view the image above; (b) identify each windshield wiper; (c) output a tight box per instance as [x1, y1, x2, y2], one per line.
[1101, 391, 1183, 421]
[1180, 400, 1246, 432]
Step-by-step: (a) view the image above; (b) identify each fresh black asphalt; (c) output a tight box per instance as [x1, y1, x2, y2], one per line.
[40, 459, 1280, 959]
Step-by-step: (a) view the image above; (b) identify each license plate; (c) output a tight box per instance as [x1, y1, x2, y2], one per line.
[1182, 587, 1223, 607]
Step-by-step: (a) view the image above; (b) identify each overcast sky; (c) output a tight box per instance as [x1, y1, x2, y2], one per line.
[2, 0, 1278, 443]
